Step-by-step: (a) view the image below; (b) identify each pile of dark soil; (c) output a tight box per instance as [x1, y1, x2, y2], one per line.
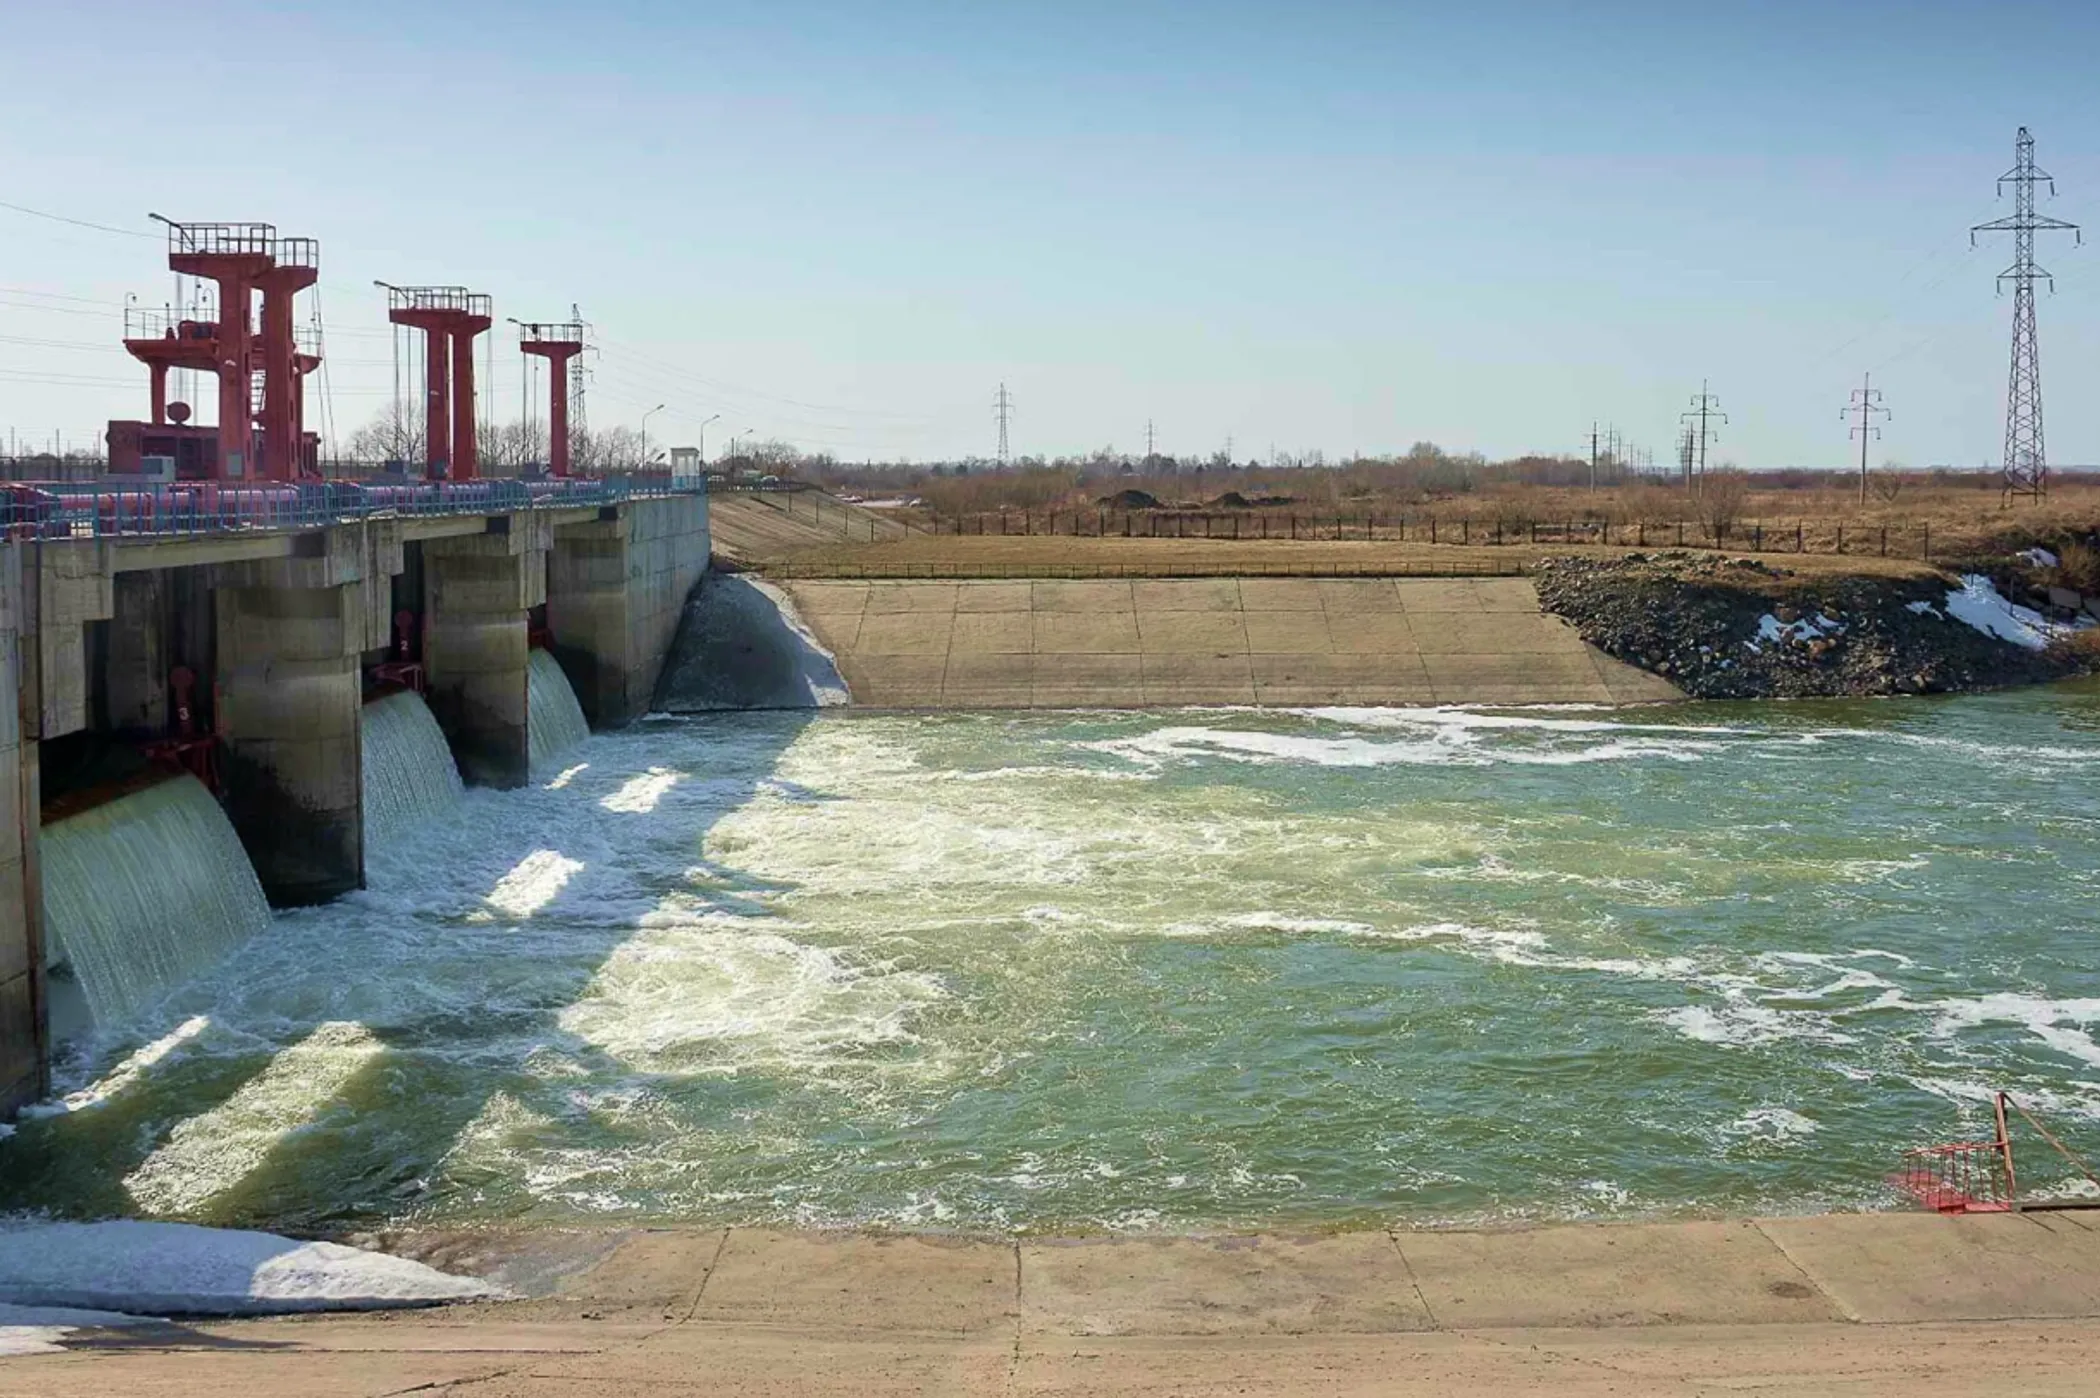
[1098, 489, 1160, 510]
[1535, 553, 2088, 698]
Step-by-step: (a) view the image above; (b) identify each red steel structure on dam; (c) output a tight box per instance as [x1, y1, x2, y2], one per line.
[381, 283, 494, 482]
[111, 219, 325, 481]
[515, 318, 586, 478]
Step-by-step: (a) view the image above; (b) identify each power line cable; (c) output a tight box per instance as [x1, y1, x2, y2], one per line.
[0, 199, 157, 239]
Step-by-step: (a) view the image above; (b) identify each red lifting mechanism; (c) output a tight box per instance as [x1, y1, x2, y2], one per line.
[1896, 1091, 2100, 1215]
[381, 284, 492, 481]
[114, 220, 323, 481]
[369, 610, 426, 695]
[141, 665, 221, 792]
[514, 319, 587, 477]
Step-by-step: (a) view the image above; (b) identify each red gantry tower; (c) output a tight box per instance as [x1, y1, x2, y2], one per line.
[117, 220, 323, 479]
[514, 318, 587, 476]
[381, 284, 493, 480]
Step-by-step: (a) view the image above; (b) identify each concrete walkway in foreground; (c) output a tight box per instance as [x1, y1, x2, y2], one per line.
[13, 1212, 2100, 1394]
[782, 576, 1684, 708]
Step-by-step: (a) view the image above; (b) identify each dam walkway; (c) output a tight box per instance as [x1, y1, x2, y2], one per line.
[13, 1212, 2100, 1394]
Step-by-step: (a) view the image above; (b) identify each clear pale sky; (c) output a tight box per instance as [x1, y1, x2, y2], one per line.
[4, 0, 2098, 468]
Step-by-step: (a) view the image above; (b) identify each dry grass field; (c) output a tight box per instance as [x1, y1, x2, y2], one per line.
[762, 534, 1942, 580]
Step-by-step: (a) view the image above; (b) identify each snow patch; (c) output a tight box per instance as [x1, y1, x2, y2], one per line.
[1943, 575, 2082, 651]
[2019, 547, 2060, 568]
[1906, 600, 1944, 618]
[0, 1221, 501, 1316]
[1755, 612, 1845, 647]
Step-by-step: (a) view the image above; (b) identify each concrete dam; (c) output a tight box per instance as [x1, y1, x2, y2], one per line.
[0, 485, 710, 1115]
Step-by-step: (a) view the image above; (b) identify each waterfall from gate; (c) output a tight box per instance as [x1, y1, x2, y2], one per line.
[527, 649, 591, 776]
[41, 773, 271, 1031]
[360, 691, 465, 849]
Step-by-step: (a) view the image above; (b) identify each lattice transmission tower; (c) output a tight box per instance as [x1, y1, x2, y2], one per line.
[1844, 373, 1889, 505]
[1681, 382, 1725, 489]
[1973, 127, 2079, 501]
[994, 382, 1013, 467]
[569, 303, 589, 454]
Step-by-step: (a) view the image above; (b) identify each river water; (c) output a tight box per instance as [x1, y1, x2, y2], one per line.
[4, 687, 2098, 1233]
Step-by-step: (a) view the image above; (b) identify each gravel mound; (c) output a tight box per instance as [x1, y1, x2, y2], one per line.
[1535, 553, 2088, 698]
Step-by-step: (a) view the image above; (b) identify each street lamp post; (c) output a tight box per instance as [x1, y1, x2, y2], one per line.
[699, 413, 722, 466]
[640, 403, 665, 472]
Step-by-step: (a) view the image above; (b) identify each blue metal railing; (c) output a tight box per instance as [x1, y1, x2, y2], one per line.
[2, 475, 705, 542]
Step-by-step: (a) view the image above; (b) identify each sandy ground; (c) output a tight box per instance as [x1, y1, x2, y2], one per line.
[12, 1212, 2100, 1394]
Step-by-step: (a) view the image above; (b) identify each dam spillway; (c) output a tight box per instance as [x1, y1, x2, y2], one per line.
[360, 692, 465, 850]
[40, 774, 272, 1033]
[527, 650, 592, 776]
[0, 488, 710, 1114]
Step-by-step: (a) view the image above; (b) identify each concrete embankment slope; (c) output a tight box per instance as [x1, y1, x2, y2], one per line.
[779, 575, 1682, 707]
[17, 1214, 2100, 1393]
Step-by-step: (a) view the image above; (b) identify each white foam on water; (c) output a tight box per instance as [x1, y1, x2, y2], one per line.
[1654, 1003, 1857, 1049]
[21, 1015, 212, 1118]
[601, 767, 681, 814]
[122, 1022, 385, 1216]
[557, 920, 948, 1078]
[1721, 1107, 1820, 1142]
[1092, 723, 1728, 770]
[1927, 994, 2100, 1069]
[482, 850, 587, 920]
[1224, 912, 1378, 936]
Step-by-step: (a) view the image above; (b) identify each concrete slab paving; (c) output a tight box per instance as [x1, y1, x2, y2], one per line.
[1249, 653, 1436, 706]
[1019, 1234, 1432, 1336]
[842, 654, 950, 706]
[953, 581, 1034, 612]
[777, 577, 1684, 708]
[1395, 1221, 1840, 1329]
[1033, 581, 1132, 613]
[951, 610, 1033, 653]
[693, 1230, 1016, 1335]
[1139, 653, 1256, 706]
[1324, 614, 1419, 655]
[1407, 612, 1572, 654]
[520, 1326, 1016, 1398]
[1034, 611, 1141, 654]
[1314, 578, 1403, 614]
[861, 582, 959, 614]
[1034, 654, 1144, 707]
[1241, 611, 1334, 654]
[1391, 580, 1485, 612]
[853, 612, 955, 655]
[1130, 579, 1241, 612]
[1238, 579, 1328, 611]
[1756, 1212, 2100, 1323]
[941, 653, 1034, 706]
[1132, 611, 1248, 654]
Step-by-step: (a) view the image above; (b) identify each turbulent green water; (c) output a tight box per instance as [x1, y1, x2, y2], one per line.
[5, 687, 2099, 1233]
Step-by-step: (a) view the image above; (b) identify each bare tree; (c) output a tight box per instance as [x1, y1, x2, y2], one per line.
[344, 402, 423, 465]
[1697, 466, 1750, 543]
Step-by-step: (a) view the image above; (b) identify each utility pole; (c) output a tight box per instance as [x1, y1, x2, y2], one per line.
[1974, 126, 2079, 502]
[1677, 421, 1696, 486]
[567, 302, 583, 449]
[1588, 422, 1600, 489]
[1145, 418, 1157, 464]
[1844, 373, 1889, 505]
[1224, 433, 1234, 464]
[994, 382, 1013, 468]
[1681, 381, 1726, 488]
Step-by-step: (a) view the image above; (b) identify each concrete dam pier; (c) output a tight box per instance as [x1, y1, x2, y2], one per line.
[0, 487, 708, 1116]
